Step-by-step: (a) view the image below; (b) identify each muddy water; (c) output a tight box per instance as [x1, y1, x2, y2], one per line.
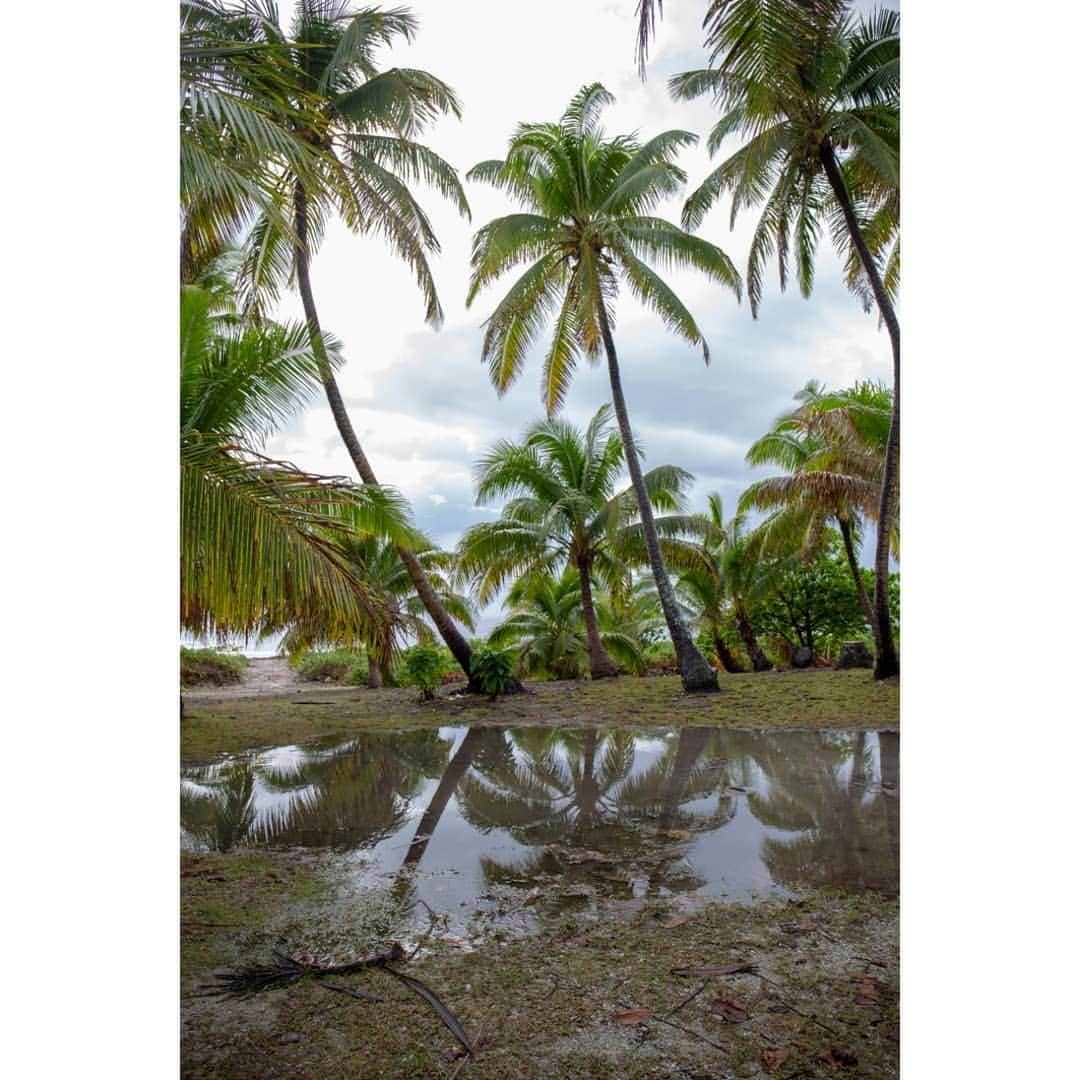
[182, 726, 897, 936]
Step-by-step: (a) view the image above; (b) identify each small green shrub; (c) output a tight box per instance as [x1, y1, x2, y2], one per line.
[398, 642, 445, 701]
[470, 645, 514, 697]
[292, 649, 367, 684]
[180, 647, 248, 688]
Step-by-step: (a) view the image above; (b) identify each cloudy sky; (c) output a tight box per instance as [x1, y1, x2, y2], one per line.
[254, 0, 894, 630]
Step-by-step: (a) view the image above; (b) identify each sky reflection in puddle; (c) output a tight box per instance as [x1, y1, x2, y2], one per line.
[183, 725, 897, 936]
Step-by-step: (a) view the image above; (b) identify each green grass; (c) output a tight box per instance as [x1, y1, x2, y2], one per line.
[181, 647, 249, 689]
[180, 669, 898, 759]
[291, 649, 368, 685]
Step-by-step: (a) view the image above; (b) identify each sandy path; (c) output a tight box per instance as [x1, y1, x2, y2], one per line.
[184, 656, 333, 700]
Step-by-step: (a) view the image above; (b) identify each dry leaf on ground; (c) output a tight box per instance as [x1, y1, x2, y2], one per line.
[613, 1008, 654, 1025]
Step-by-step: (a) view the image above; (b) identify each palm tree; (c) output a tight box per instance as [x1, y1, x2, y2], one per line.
[272, 535, 475, 686]
[180, 0, 330, 279]
[667, 494, 776, 671]
[458, 406, 695, 679]
[180, 283, 417, 653]
[674, 559, 746, 674]
[596, 576, 666, 665]
[740, 379, 892, 635]
[670, 1, 900, 677]
[213, 2, 482, 684]
[487, 571, 647, 680]
[466, 83, 743, 691]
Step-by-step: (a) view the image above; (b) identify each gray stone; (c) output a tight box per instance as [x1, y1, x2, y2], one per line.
[838, 641, 874, 669]
[790, 646, 813, 668]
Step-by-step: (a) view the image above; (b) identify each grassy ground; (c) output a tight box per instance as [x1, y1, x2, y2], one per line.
[181, 850, 897, 1079]
[181, 670, 898, 760]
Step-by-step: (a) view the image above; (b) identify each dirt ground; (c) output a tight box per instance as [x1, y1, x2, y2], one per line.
[182, 850, 898, 1079]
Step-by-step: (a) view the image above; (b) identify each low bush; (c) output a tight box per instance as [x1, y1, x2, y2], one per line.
[291, 649, 367, 684]
[470, 645, 515, 697]
[181, 647, 248, 688]
[398, 642, 446, 701]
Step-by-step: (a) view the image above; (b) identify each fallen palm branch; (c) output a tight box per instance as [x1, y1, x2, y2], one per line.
[202, 940, 473, 1055]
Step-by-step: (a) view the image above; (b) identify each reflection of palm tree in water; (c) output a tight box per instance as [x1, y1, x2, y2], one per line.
[181, 763, 256, 852]
[390, 728, 507, 906]
[736, 731, 898, 895]
[454, 726, 735, 898]
[180, 731, 450, 852]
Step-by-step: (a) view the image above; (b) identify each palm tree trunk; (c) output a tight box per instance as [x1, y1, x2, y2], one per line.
[367, 660, 383, 689]
[576, 555, 618, 679]
[713, 630, 746, 673]
[734, 602, 772, 672]
[819, 142, 899, 679]
[292, 182, 483, 688]
[597, 308, 718, 692]
[837, 517, 877, 637]
[400, 728, 485, 871]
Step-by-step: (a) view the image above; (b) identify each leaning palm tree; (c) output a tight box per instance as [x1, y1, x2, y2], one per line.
[277, 535, 475, 686]
[180, 283, 417, 654]
[466, 83, 743, 691]
[670, 1, 900, 677]
[458, 406, 695, 679]
[219, 2, 482, 683]
[740, 379, 892, 634]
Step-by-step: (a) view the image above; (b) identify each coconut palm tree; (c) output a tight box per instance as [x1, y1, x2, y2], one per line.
[667, 494, 776, 671]
[487, 570, 648, 680]
[466, 83, 743, 691]
[270, 536, 475, 686]
[180, 0, 330, 279]
[211, 2, 482, 684]
[180, 283, 417, 652]
[670, 1, 900, 677]
[740, 379, 892, 634]
[458, 406, 695, 679]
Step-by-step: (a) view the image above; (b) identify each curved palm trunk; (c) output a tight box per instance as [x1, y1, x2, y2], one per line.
[820, 143, 899, 679]
[837, 517, 877, 637]
[292, 183, 490, 690]
[598, 310, 718, 692]
[399, 728, 486, 872]
[576, 555, 618, 679]
[713, 630, 746, 673]
[734, 602, 772, 672]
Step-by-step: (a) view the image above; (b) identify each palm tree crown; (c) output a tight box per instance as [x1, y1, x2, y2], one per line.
[466, 81, 742, 414]
[671, 1, 899, 315]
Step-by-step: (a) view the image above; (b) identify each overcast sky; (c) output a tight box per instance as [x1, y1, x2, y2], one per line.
[259, 0, 894, 630]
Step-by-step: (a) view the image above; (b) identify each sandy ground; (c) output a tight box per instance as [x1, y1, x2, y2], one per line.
[186, 656, 328, 699]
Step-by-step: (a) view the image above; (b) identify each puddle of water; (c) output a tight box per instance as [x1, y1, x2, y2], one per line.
[182, 726, 898, 942]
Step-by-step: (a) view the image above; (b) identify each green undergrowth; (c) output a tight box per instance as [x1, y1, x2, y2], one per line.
[291, 649, 369, 685]
[181, 851, 898, 1079]
[181, 670, 898, 760]
[181, 648, 249, 689]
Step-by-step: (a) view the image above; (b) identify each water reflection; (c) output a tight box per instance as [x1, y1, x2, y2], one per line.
[181, 726, 898, 907]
